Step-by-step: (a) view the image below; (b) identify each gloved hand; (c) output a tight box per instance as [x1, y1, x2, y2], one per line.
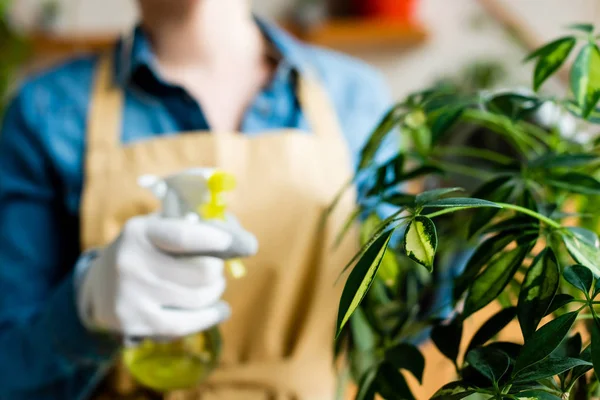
[76, 214, 257, 338]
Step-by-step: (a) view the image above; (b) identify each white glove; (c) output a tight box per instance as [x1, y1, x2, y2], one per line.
[76, 214, 257, 338]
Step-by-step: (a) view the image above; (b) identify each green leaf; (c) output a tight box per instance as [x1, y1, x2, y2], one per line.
[372, 300, 405, 334]
[482, 216, 540, 235]
[336, 229, 394, 337]
[529, 153, 599, 169]
[591, 318, 600, 381]
[422, 197, 501, 209]
[466, 347, 510, 384]
[339, 214, 402, 279]
[360, 214, 400, 286]
[381, 153, 405, 183]
[568, 227, 600, 247]
[355, 367, 377, 400]
[513, 356, 592, 383]
[397, 165, 444, 182]
[594, 278, 600, 298]
[468, 176, 515, 238]
[463, 245, 531, 317]
[514, 311, 579, 374]
[428, 105, 465, 142]
[564, 264, 594, 294]
[546, 172, 600, 195]
[375, 363, 415, 400]
[358, 105, 404, 170]
[517, 189, 540, 244]
[402, 216, 437, 271]
[545, 294, 575, 316]
[360, 214, 382, 246]
[431, 317, 463, 364]
[350, 348, 381, 387]
[381, 192, 416, 207]
[568, 346, 593, 390]
[518, 248, 560, 340]
[407, 124, 432, 156]
[385, 343, 425, 384]
[562, 231, 600, 277]
[570, 43, 600, 117]
[486, 342, 522, 360]
[454, 231, 521, 301]
[467, 307, 517, 353]
[517, 391, 562, 400]
[486, 93, 542, 120]
[565, 100, 600, 123]
[533, 37, 577, 90]
[556, 333, 584, 386]
[525, 36, 576, 61]
[564, 333, 583, 358]
[568, 23, 594, 33]
[415, 187, 463, 205]
[431, 381, 477, 400]
[377, 252, 399, 287]
[350, 308, 377, 352]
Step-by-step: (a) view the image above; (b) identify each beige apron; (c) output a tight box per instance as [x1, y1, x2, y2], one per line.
[82, 53, 359, 400]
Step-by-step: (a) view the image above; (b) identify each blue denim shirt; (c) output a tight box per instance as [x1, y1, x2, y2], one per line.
[0, 20, 394, 399]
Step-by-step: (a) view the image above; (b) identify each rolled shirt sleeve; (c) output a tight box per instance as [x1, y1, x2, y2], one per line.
[0, 91, 119, 398]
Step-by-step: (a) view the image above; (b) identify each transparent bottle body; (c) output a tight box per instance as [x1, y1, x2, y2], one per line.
[122, 326, 222, 392]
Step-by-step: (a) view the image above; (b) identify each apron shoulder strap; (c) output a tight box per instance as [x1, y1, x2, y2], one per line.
[296, 73, 344, 141]
[87, 52, 124, 152]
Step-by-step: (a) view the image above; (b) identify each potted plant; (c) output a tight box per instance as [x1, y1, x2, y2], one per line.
[334, 24, 600, 399]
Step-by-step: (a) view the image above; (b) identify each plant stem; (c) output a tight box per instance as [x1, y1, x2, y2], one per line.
[429, 159, 494, 179]
[432, 146, 514, 165]
[520, 120, 552, 144]
[426, 202, 562, 231]
[590, 306, 599, 323]
[426, 207, 476, 219]
[495, 202, 562, 229]
[463, 109, 545, 155]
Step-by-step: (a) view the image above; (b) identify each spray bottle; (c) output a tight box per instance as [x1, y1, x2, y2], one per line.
[122, 168, 245, 391]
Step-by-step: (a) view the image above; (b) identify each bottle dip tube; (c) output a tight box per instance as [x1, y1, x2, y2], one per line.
[123, 169, 245, 391]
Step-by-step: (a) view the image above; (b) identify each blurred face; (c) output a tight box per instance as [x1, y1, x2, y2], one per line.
[138, 0, 249, 20]
[137, 0, 201, 16]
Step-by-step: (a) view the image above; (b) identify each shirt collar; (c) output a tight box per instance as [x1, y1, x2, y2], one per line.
[114, 17, 310, 88]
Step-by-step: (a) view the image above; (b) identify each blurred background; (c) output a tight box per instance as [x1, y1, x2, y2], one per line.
[2, 0, 600, 113]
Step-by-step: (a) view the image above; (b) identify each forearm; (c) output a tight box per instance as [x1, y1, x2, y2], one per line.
[0, 270, 120, 397]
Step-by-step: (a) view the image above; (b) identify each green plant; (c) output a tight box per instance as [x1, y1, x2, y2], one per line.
[334, 24, 600, 399]
[0, 0, 29, 118]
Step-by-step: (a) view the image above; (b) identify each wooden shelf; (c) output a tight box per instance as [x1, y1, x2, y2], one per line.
[29, 31, 116, 57]
[286, 18, 427, 52]
[26, 18, 427, 61]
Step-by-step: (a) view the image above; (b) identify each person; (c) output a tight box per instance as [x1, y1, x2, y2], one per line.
[0, 0, 395, 398]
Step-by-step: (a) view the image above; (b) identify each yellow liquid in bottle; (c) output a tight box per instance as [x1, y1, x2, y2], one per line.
[122, 326, 222, 392]
[125, 170, 240, 391]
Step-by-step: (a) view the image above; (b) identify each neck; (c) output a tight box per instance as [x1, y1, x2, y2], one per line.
[139, 0, 264, 67]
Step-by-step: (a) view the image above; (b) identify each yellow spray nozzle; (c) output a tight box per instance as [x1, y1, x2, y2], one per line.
[200, 171, 236, 220]
[198, 170, 246, 279]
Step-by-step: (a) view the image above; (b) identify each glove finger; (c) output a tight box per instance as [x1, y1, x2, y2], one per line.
[204, 217, 258, 259]
[146, 216, 258, 259]
[146, 217, 233, 255]
[128, 261, 226, 308]
[146, 301, 230, 337]
[148, 256, 225, 288]
[156, 278, 226, 310]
